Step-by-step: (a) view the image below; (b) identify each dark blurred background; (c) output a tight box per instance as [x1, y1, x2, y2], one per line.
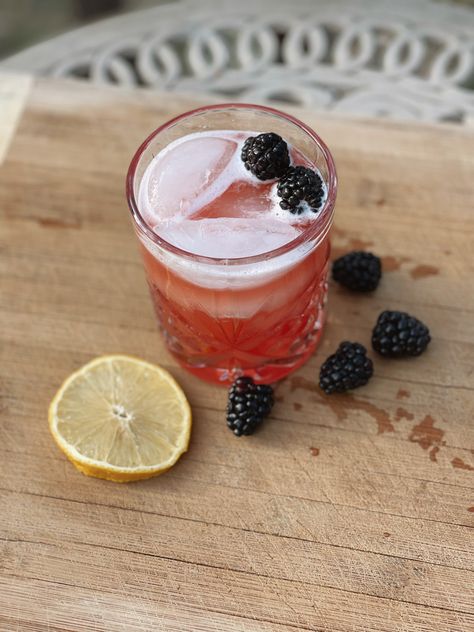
[0, 0, 175, 58]
[1, 0, 473, 60]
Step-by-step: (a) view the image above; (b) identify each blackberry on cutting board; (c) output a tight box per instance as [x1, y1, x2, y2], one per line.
[332, 251, 382, 292]
[226, 376, 274, 436]
[241, 133, 290, 180]
[276, 166, 324, 214]
[319, 342, 374, 394]
[372, 311, 431, 357]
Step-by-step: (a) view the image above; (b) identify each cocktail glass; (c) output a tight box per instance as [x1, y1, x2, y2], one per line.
[126, 104, 337, 384]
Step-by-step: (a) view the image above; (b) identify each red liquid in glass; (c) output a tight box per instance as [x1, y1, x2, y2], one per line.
[139, 132, 330, 384]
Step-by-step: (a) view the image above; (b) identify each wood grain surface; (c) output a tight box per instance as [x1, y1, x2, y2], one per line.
[0, 73, 473, 632]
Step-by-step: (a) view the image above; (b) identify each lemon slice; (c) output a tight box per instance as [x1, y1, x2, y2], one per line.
[49, 355, 191, 482]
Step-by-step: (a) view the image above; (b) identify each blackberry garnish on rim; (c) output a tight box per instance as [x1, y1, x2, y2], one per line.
[241, 132, 290, 181]
[276, 166, 325, 215]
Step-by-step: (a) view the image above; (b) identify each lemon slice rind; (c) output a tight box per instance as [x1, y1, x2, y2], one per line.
[49, 355, 192, 483]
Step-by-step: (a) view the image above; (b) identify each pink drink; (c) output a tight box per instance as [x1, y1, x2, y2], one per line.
[127, 105, 337, 384]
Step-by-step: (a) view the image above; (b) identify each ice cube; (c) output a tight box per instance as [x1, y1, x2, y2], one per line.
[154, 218, 300, 258]
[190, 179, 274, 220]
[139, 135, 237, 224]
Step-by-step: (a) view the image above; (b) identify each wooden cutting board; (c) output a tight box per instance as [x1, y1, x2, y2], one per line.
[0, 72, 473, 632]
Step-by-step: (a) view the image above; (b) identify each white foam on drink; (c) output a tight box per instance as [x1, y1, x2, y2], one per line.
[268, 182, 328, 223]
[155, 217, 300, 259]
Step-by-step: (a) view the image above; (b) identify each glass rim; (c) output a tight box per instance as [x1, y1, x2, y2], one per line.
[126, 103, 337, 266]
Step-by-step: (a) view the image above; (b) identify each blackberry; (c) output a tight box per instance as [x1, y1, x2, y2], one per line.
[226, 376, 274, 436]
[241, 133, 290, 180]
[319, 342, 373, 394]
[372, 311, 431, 357]
[332, 251, 382, 292]
[276, 166, 324, 214]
